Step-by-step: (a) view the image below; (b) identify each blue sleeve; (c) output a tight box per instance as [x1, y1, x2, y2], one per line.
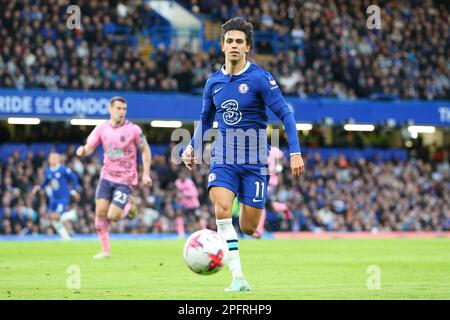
[40, 171, 50, 189]
[259, 72, 301, 154]
[280, 112, 301, 154]
[190, 80, 216, 151]
[65, 168, 79, 191]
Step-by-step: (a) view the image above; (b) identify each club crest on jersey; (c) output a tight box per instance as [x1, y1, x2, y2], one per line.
[221, 99, 242, 125]
[268, 77, 278, 89]
[238, 83, 249, 94]
[120, 135, 126, 142]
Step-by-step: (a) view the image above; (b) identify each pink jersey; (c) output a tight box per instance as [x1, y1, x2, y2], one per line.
[268, 146, 284, 187]
[175, 178, 200, 209]
[86, 120, 145, 186]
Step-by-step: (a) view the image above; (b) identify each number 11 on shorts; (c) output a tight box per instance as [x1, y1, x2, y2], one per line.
[255, 181, 264, 200]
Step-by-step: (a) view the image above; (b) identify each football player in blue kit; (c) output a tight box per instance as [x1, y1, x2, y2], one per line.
[182, 17, 305, 291]
[32, 152, 80, 240]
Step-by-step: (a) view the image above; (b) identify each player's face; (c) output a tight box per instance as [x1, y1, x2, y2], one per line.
[109, 101, 127, 124]
[221, 30, 250, 64]
[48, 153, 60, 167]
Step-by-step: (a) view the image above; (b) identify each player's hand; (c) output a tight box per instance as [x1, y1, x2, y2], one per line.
[75, 146, 85, 157]
[142, 175, 152, 187]
[181, 145, 196, 171]
[290, 154, 305, 177]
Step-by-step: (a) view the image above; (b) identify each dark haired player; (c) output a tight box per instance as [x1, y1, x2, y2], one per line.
[182, 18, 305, 291]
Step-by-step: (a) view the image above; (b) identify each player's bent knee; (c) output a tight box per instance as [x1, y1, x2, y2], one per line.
[96, 209, 108, 219]
[213, 202, 232, 219]
[240, 223, 256, 235]
[240, 206, 262, 234]
[107, 212, 121, 222]
[95, 205, 109, 218]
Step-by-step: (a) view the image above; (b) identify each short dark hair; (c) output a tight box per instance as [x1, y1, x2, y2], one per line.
[221, 17, 254, 50]
[109, 96, 127, 107]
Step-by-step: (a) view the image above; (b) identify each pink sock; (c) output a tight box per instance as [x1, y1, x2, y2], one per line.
[175, 216, 185, 237]
[121, 201, 131, 219]
[254, 208, 266, 237]
[95, 217, 110, 252]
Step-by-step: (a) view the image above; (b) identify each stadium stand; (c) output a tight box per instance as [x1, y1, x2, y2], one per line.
[0, 0, 448, 99]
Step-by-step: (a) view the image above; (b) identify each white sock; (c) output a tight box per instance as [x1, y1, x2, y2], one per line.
[216, 218, 244, 280]
[52, 220, 71, 240]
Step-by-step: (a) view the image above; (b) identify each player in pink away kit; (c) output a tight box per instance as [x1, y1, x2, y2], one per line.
[253, 146, 285, 238]
[174, 169, 201, 237]
[76, 96, 152, 258]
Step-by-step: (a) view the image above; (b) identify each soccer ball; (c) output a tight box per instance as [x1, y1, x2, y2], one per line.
[183, 229, 228, 275]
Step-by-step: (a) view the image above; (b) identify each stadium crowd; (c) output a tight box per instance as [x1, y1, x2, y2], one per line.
[0, 144, 449, 236]
[0, 0, 449, 99]
[0, 0, 449, 235]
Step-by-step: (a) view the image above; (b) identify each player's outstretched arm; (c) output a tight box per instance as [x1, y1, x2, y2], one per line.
[278, 113, 305, 176]
[65, 168, 81, 201]
[279, 111, 305, 176]
[260, 72, 305, 176]
[181, 145, 195, 171]
[75, 144, 95, 158]
[140, 142, 152, 187]
[182, 79, 216, 171]
[32, 174, 50, 195]
[77, 123, 102, 158]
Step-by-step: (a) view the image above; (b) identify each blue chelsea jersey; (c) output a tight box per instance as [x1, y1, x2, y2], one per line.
[40, 165, 79, 200]
[192, 61, 301, 165]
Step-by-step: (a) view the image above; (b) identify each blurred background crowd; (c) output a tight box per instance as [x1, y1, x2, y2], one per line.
[0, 0, 449, 236]
[0, 0, 448, 99]
[1, 144, 449, 236]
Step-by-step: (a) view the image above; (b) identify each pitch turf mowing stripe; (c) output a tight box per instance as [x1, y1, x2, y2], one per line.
[0, 239, 449, 299]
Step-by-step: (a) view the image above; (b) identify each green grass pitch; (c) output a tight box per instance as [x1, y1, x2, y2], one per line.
[1, 238, 449, 299]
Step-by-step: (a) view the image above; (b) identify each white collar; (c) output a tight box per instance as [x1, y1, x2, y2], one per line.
[221, 61, 251, 76]
[50, 164, 61, 172]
